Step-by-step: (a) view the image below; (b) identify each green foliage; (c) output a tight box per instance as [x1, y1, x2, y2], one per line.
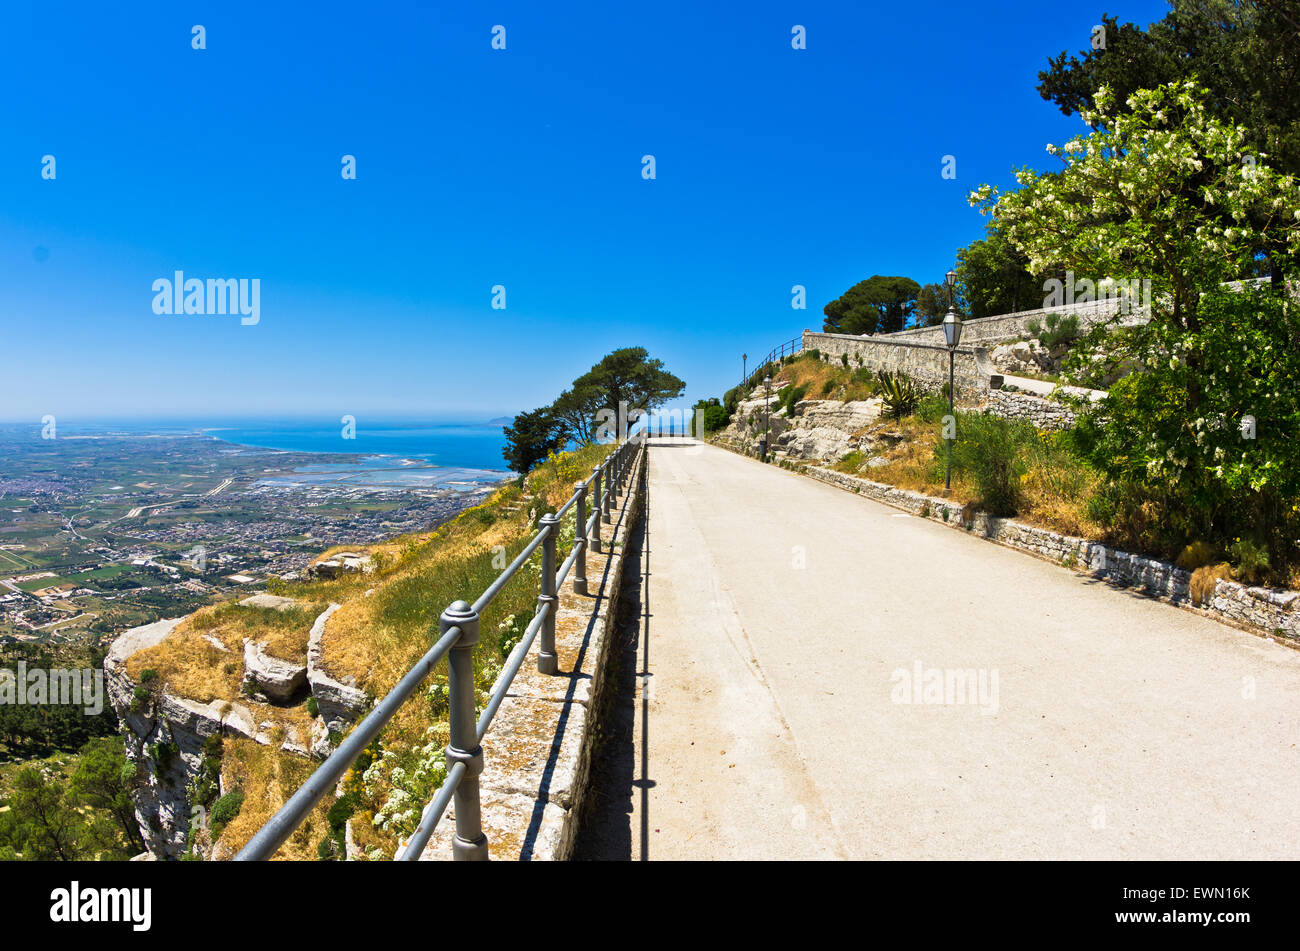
[690, 398, 729, 434]
[823, 275, 922, 335]
[1029, 312, 1082, 350]
[0, 736, 143, 860]
[940, 414, 1029, 516]
[974, 78, 1300, 577]
[1228, 538, 1271, 585]
[0, 644, 117, 755]
[1071, 290, 1300, 571]
[502, 406, 565, 475]
[915, 281, 955, 325]
[1038, 3, 1300, 181]
[778, 384, 808, 416]
[955, 221, 1040, 319]
[876, 371, 920, 419]
[210, 789, 245, 840]
[971, 82, 1300, 330]
[504, 347, 685, 467]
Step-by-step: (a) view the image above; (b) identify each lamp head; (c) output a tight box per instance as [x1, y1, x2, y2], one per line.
[941, 309, 962, 348]
[945, 269, 957, 290]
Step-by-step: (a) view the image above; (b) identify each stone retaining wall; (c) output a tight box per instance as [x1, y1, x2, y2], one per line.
[879, 297, 1132, 347]
[801, 330, 992, 395]
[986, 388, 1080, 430]
[798, 464, 1299, 645]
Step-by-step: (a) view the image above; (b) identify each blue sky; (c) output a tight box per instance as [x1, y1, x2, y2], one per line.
[0, 0, 1171, 423]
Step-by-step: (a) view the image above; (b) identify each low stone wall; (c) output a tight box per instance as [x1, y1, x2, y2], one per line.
[802, 330, 992, 395]
[880, 297, 1131, 347]
[986, 388, 1079, 430]
[800, 464, 1300, 645]
[418, 445, 647, 860]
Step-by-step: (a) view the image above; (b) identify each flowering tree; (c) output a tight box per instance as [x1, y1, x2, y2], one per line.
[971, 82, 1300, 571]
[969, 81, 1300, 331]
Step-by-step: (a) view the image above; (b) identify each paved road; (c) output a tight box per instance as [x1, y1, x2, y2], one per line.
[601, 438, 1300, 860]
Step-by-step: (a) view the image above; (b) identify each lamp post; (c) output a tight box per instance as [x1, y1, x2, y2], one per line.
[742, 353, 748, 387]
[941, 269, 963, 491]
[761, 373, 772, 462]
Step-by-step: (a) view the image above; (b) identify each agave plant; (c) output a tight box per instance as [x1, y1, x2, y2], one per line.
[876, 370, 920, 419]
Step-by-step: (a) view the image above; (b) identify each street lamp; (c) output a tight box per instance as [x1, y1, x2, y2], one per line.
[742, 353, 748, 387]
[941, 269, 962, 491]
[761, 373, 772, 462]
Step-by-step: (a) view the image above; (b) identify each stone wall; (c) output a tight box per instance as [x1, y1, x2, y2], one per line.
[801, 464, 1299, 644]
[879, 296, 1133, 347]
[801, 330, 993, 396]
[986, 388, 1080, 430]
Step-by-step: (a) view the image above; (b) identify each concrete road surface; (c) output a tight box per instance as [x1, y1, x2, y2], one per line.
[577, 438, 1300, 860]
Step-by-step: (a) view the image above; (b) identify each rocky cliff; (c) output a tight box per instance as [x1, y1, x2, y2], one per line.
[105, 595, 367, 859]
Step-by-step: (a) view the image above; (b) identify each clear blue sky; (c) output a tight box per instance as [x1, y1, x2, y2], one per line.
[0, 0, 1171, 423]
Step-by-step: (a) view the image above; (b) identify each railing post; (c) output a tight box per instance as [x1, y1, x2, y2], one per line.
[573, 480, 588, 596]
[537, 513, 559, 674]
[442, 600, 488, 861]
[590, 466, 602, 553]
[602, 452, 613, 523]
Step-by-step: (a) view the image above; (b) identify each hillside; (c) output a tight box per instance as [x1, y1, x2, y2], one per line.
[105, 444, 612, 860]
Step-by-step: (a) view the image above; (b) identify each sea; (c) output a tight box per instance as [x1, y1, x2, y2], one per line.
[4, 417, 515, 493]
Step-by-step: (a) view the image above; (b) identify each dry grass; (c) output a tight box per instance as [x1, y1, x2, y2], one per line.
[833, 411, 1105, 539]
[214, 738, 333, 860]
[770, 353, 879, 403]
[1190, 563, 1234, 606]
[125, 599, 326, 701]
[126, 628, 243, 705]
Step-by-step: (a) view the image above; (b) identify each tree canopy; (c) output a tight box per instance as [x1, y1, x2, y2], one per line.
[823, 275, 922, 335]
[502, 347, 685, 473]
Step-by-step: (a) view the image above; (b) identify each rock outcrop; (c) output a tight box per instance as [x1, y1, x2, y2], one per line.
[105, 601, 359, 857]
[306, 604, 367, 750]
[718, 387, 884, 464]
[241, 640, 308, 703]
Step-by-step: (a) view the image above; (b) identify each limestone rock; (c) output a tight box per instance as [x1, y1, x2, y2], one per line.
[306, 603, 368, 733]
[241, 639, 307, 704]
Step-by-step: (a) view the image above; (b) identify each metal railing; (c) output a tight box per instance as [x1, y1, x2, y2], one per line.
[234, 436, 643, 861]
[740, 336, 802, 389]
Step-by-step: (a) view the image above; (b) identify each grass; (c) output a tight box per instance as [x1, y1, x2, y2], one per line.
[833, 397, 1106, 539]
[767, 352, 880, 404]
[118, 440, 617, 860]
[213, 738, 333, 860]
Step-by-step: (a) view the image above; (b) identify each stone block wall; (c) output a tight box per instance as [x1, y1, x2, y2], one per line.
[879, 297, 1131, 347]
[986, 389, 1080, 430]
[801, 330, 992, 396]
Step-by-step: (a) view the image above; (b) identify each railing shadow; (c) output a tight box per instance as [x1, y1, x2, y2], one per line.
[521, 465, 639, 857]
[570, 458, 651, 860]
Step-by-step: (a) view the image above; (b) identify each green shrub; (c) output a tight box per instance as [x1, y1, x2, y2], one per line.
[1228, 538, 1270, 585]
[306, 696, 319, 717]
[210, 789, 245, 840]
[1039, 312, 1081, 349]
[942, 414, 1028, 516]
[779, 384, 808, 415]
